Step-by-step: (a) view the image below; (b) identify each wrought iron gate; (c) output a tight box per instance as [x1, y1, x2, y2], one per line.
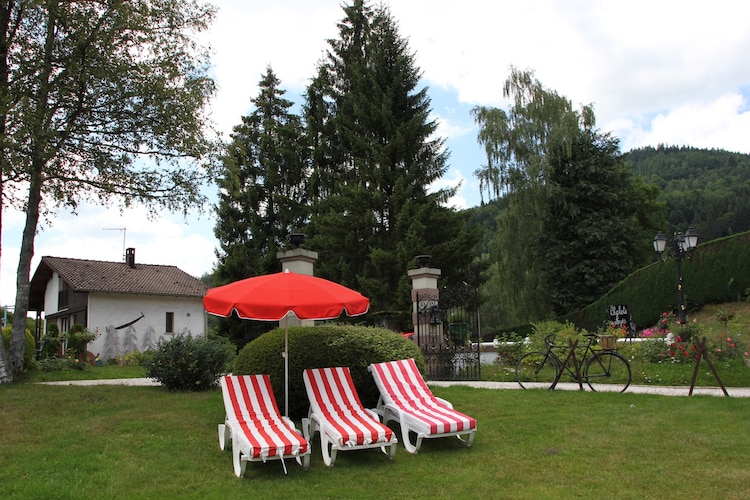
[415, 290, 480, 381]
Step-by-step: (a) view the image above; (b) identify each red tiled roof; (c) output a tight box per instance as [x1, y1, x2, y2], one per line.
[30, 256, 208, 308]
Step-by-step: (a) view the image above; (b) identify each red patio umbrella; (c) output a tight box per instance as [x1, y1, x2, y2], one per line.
[203, 270, 370, 415]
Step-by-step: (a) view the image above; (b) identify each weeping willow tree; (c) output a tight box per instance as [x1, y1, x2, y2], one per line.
[472, 67, 595, 326]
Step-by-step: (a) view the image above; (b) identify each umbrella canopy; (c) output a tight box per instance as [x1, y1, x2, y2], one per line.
[203, 270, 370, 321]
[202, 270, 370, 415]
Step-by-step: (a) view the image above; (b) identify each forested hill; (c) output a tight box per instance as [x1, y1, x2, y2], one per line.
[622, 146, 750, 241]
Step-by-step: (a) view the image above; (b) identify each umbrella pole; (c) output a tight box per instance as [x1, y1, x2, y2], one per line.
[284, 315, 289, 417]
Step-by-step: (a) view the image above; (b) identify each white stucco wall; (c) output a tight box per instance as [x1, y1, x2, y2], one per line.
[86, 293, 206, 361]
[43, 272, 61, 308]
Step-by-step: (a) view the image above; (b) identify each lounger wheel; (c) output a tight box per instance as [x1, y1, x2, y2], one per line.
[382, 441, 397, 460]
[218, 423, 230, 451]
[401, 427, 424, 454]
[232, 442, 248, 477]
[296, 452, 311, 470]
[320, 436, 338, 467]
[456, 431, 475, 448]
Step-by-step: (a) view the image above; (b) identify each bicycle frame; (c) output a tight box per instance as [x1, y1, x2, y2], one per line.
[515, 332, 631, 392]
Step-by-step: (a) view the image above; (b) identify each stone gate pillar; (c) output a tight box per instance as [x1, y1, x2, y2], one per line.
[409, 255, 441, 346]
[277, 240, 318, 328]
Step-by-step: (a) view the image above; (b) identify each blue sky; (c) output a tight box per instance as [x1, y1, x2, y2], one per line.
[3, 0, 750, 306]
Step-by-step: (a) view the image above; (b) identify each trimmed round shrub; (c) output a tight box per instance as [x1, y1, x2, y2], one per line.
[2, 326, 36, 369]
[234, 325, 425, 419]
[147, 335, 233, 391]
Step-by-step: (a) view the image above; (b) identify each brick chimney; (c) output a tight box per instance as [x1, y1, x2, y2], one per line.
[125, 247, 136, 268]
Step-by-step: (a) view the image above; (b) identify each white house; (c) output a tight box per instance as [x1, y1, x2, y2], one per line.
[28, 248, 209, 361]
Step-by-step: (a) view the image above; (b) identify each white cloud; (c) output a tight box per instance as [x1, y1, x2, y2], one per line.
[614, 92, 750, 153]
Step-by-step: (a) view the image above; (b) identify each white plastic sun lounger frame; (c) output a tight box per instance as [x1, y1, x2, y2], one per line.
[218, 374, 310, 477]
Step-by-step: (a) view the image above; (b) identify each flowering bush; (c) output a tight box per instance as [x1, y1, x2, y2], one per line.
[64, 324, 98, 359]
[641, 312, 672, 338]
[712, 334, 746, 362]
[664, 335, 700, 363]
[602, 323, 628, 338]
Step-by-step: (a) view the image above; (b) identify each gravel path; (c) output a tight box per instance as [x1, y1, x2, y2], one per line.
[429, 380, 750, 397]
[39, 378, 750, 397]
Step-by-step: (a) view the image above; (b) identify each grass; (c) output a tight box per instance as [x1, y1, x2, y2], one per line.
[17, 364, 148, 383]
[2, 381, 750, 499]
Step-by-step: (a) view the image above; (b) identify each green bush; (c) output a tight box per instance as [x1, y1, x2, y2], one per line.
[146, 335, 233, 391]
[2, 326, 36, 369]
[234, 325, 425, 419]
[39, 323, 61, 359]
[522, 320, 588, 354]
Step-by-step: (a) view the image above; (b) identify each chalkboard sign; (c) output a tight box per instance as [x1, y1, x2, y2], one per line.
[607, 304, 635, 336]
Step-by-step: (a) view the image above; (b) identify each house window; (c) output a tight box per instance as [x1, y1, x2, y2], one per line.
[165, 312, 174, 333]
[58, 277, 69, 309]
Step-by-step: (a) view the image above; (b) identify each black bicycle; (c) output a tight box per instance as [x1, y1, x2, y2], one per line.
[515, 332, 631, 392]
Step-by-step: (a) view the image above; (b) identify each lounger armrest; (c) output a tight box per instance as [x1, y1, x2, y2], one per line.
[370, 395, 386, 419]
[435, 396, 454, 409]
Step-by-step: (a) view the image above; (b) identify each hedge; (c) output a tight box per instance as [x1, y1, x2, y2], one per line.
[234, 325, 425, 419]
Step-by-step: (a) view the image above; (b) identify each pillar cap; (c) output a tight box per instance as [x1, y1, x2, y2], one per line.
[408, 267, 441, 278]
[277, 248, 319, 262]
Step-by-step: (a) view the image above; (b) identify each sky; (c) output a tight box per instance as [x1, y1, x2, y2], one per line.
[2, 0, 750, 307]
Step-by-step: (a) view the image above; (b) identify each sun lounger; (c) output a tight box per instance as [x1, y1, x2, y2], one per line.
[302, 366, 398, 466]
[218, 374, 310, 476]
[369, 358, 476, 453]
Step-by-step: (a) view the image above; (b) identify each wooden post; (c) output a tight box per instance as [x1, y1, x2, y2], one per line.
[688, 336, 729, 397]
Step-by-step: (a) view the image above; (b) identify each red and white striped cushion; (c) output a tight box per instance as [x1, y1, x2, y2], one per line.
[370, 358, 476, 434]
[304, 367, 394, 447]
[221, 375, 309, 459]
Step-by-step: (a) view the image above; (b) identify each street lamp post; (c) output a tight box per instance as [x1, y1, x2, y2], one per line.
[653, 227, 699, 325]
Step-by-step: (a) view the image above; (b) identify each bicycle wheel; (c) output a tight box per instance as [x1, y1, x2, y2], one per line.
[585, 351, 631, 393]
[515, 351, 560, 390]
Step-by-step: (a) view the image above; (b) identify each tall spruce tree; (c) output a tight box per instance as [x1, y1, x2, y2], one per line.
[305, 1, 477, 328]
[213, 67, 308, 344]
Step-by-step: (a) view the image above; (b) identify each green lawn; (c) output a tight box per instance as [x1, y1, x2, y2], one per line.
[2, 381, 749, 499]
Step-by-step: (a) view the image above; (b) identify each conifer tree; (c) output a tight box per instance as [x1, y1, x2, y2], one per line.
[213, 67, 308, 343]
[305, 1, 477, 327]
